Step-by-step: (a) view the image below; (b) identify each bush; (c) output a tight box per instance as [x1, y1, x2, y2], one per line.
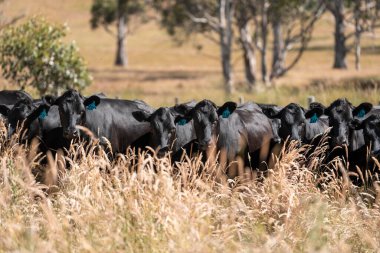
[0, 17, 91, 96]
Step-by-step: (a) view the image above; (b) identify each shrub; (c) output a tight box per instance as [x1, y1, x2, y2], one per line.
[0, 17, 91, 96]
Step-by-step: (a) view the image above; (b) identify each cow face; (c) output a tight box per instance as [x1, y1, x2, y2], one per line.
[0, 99, 34, 137]
[133, 107, 177, 156]
[188, 100, 218, 151]
[260, 104, 282, 144]
[52, 90, 100, 140]
[179, 100, 236, 151]
[350, 114, 380, 155]
[270, 118, 282, 144]
[0, 99, 50, 138]
[266, 103, 306, 142]
[325, 98, 372, 147]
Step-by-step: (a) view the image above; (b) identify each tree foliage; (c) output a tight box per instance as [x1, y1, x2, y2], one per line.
[90, 0, 146, 66]
[0, 18, 91, 96]
[90, 0, 144, 30]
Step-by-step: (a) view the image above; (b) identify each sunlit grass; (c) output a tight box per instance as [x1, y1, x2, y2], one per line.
[0, 124, 380, 252]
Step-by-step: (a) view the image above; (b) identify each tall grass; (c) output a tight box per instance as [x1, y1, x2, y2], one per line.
[0, 125, 380, 252]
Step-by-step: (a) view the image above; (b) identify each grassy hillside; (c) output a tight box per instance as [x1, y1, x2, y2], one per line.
[1, 0, 380, 107]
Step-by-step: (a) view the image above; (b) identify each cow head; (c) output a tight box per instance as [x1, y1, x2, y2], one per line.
[133, 107, 177, 156]
[178, 100, 236, 151]
[0, 99, 50, 138]
[265, 103, 306, 142]
[350, 114, 380, 156]
[260, 104, 282, 144]
[51, 90, 100, 140]
[325, 98, 372, 147]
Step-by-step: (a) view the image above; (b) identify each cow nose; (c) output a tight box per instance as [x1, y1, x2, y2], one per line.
[199, 140, 212, 151]
[274, 137, 281, 144]
[336, 136, 347, 146]
[157, 146, 169, 158]
[63, 128, 78, 139]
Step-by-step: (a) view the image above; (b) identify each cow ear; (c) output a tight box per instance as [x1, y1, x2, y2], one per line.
[217, 102, 237, 118]
[324, 106, 331, 116]
[262, 107, 281, 119]
[353, 102, 372, 118]
[174, 115, 191, 126]
[132, 111, 151, 122]
[25, 104, 51, 126]
[42, 95, 56, 106]
[305, 107, 324, 123]
[0, 105, 10, 117]
[349, 119, 364, 130]
[173, 104, 192, 116]
[84, 95, 101, 111]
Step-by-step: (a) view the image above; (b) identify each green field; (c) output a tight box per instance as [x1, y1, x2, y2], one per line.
[1, 0, 380, 107]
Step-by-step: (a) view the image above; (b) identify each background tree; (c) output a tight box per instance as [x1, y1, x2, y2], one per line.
[352, 0, 380, 70]
[322, 0, 379, 69]
[155, 0, 236, 94]
[251, 0, 270, 84]
[269, 0, 325, 80]
[235, 0, 257, 91]
[90, 0, 145, 67]
[0, 18, 91, 96]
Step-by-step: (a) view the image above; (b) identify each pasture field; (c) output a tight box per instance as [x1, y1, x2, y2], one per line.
[1, 0, 380, 107]
[1, 1, 380, 253]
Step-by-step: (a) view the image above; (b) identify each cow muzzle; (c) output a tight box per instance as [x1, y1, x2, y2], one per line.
[63, 128, 79, 139]
[157, 146, 169, 158]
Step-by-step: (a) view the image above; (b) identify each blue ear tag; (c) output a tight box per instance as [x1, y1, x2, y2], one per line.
[38, 109, 47, 120]
[357, 108, 366, 118]
[222, 108, 231, 118]
[86, 101, 97, 111]
[178, 118, 187, 126]
[310, 113, 318, 123]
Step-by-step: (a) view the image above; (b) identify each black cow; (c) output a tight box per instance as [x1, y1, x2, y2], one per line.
[344, 113, 380, 185]
[262, 103, 327, 144]
[0, 90, 33, 105]
[324, 98, 372, 151]
[49, 90, 154, 154]
[258, 104, 282, 144]
[178, 100, 274, 171]
[0, 98, 51, 139]
[304, 103, 329, 144]
[132, 101, 197, 158]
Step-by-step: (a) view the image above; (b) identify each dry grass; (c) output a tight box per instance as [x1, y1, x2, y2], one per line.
[1, 124, 380, 252]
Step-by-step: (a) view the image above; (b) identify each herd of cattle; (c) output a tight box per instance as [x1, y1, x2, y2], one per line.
[0, 89, 379, 184]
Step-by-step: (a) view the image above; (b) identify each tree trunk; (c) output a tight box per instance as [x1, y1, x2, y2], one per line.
[354, 0, 361, 71]
[270, 17, 285, 80]
[239, 21, 256, 91]
[332, 0, 347, 69]
[219, 0, 234, 94]
[115, 9, 127, 66]
[260, 0, 269, 85]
